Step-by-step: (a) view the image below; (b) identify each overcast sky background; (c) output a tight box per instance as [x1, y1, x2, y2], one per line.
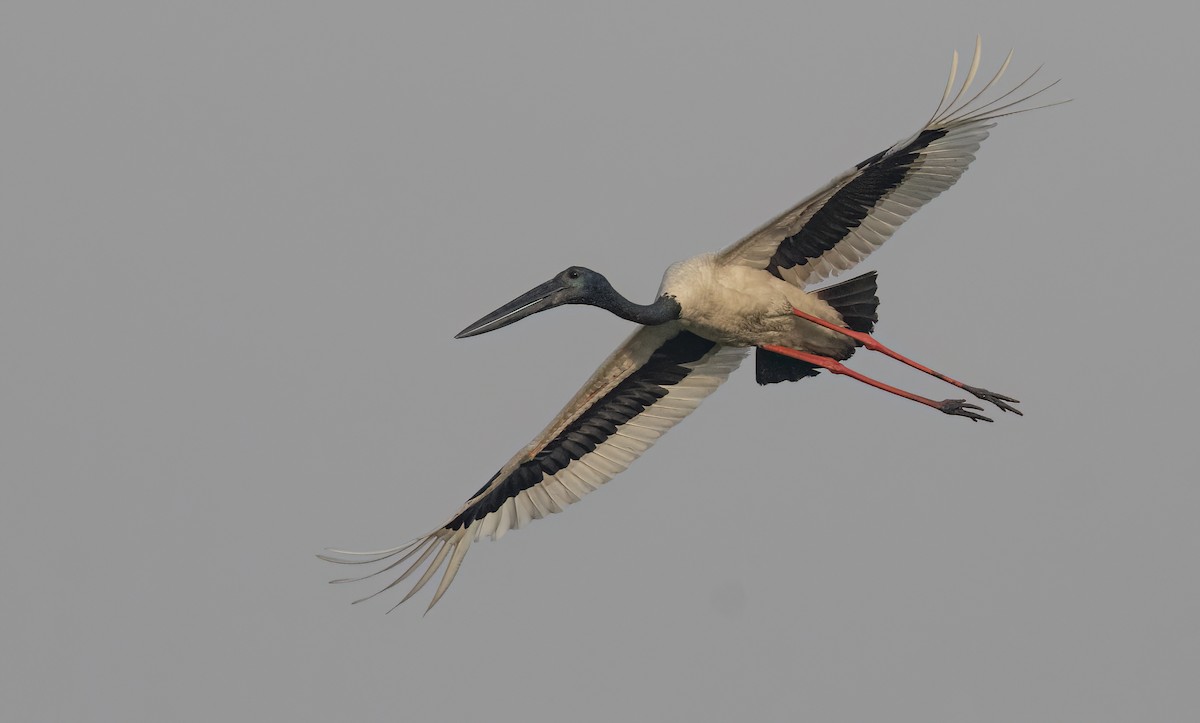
[4, 2, 1198, 721]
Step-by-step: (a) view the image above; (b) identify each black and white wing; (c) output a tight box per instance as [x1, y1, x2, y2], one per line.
[321, 324, 746, 611]
[718, 38, 1062, 287]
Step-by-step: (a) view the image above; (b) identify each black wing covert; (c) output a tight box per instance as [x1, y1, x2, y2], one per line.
[322, 325, 745, 611]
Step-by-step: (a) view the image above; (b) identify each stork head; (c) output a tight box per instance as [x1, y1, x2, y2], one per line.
[455, 266, 614, 339]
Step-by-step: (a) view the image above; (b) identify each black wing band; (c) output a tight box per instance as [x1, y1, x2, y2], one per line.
[766, 128, 948, 277]
[445, 331, 717, 531]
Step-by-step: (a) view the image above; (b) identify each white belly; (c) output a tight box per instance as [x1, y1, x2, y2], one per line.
[660, 255, 856, 358]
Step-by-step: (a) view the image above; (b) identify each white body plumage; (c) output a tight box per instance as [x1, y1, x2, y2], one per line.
[661, 253, 853, 356]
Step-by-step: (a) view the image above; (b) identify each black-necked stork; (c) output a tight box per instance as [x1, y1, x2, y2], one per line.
[323, 39, 1063, 612]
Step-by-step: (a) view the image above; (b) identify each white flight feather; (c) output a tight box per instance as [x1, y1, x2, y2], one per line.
[716, 38, 1065, 287]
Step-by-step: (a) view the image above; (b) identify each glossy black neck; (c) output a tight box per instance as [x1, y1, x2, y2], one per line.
[591, 287, 680, 326]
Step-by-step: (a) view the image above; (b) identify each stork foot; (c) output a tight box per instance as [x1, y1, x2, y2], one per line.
[962, 385, 1023, 416]
[938, 399, 994, 423]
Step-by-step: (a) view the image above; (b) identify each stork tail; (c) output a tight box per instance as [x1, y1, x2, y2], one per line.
[755, 271, 880, 385]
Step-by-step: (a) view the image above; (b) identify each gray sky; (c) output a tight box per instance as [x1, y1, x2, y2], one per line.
[3, 2, 1197, 721]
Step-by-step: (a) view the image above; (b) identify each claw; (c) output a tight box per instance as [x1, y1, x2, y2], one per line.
[962, 384, 1023, 415]
[937, 399, 994, 422]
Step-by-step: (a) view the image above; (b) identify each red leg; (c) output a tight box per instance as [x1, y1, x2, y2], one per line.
[760, 344, 993, 422]
[790, 307, 1021, 415]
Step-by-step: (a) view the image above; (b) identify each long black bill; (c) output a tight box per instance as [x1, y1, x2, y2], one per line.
[455, 278, 568, 339]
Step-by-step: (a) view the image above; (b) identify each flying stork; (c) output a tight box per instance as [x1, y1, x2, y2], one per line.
[323, 39, 1063, 612]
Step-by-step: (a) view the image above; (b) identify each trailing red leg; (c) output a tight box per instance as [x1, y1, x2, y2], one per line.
[759, 344, 993, 422]
[790, 307, 1021, 415]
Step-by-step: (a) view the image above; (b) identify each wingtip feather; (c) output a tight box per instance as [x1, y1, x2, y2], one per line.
[929, 48, 960, 125]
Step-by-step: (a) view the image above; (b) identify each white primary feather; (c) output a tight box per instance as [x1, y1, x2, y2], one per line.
[323, 325, 745, 612]
[717, 37, 1065, 287]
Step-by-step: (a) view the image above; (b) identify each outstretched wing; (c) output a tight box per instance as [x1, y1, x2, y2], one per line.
[321, 324, 746, 611]
[718, 38, 1063, 287]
